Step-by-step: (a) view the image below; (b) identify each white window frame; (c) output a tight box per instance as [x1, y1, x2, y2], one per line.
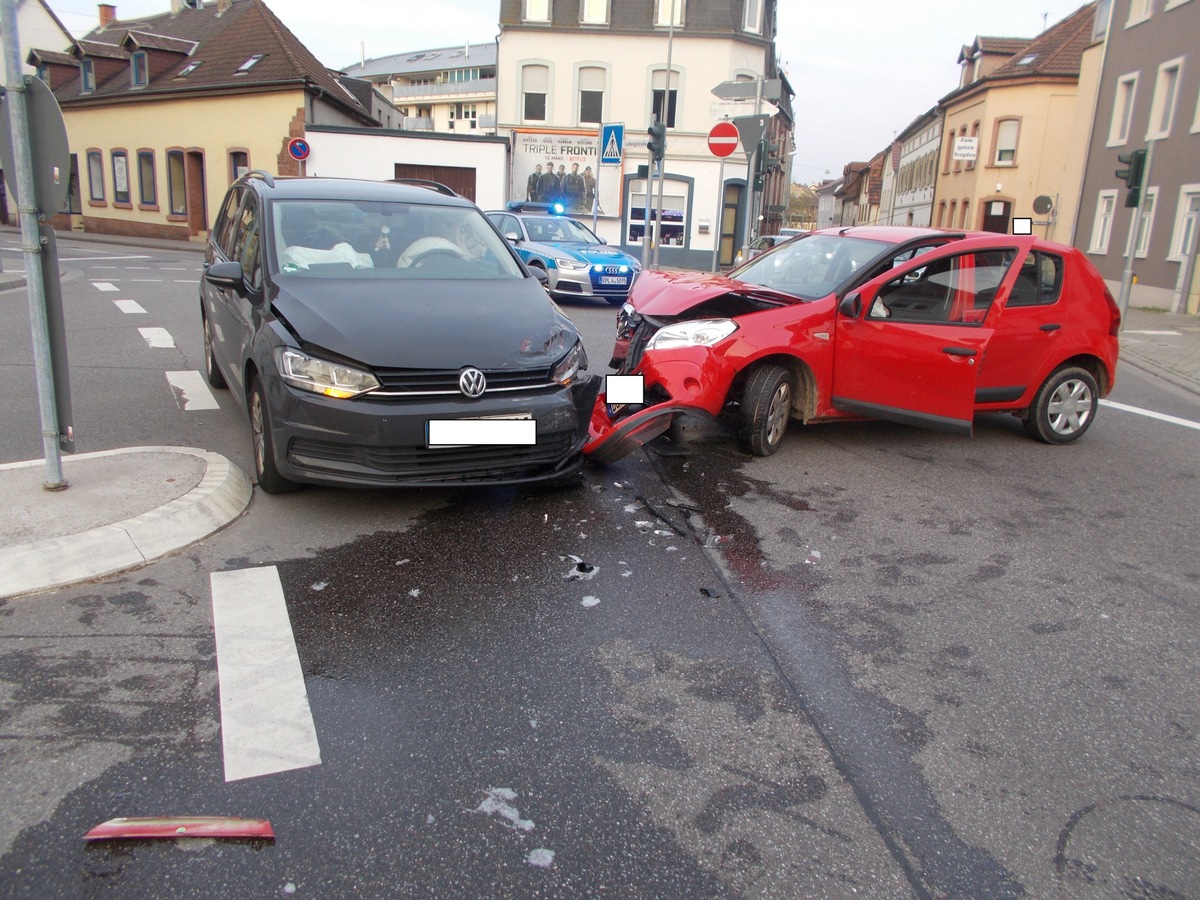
[1089, 190, 1118, 254]
[993, 119, 1020, 166]
[1167, 184, 1200, 262]
[1126, 186, 1160, 258]
[1126, 0, 1154, 27]
[576, 64, 607, 126]
[1164, 0, 1191, 9]
[1147, 57, 1184, 139]
[655, 0, 684, 27]
[580, 0, 608, 24]
[743, 0, 763, 33]
[521, 62, 550, 123]
[525, 0, 551, 22]
[1107, 72, 1139, 146]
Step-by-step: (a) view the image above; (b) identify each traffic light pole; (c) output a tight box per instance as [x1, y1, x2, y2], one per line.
[1116, 140, 1155, 326]
[651, 0, 677, 270]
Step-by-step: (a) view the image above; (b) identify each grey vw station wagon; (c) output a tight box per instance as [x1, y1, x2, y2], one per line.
[200, 173, 599, 492]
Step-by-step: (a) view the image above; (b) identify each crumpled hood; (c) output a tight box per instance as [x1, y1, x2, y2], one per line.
[271, 276, 576, 370]
[629, 270, 795, 317]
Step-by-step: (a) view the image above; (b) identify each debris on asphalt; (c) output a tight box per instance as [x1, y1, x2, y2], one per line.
[581, 596, 600, 607]
[636, 495, 688, 536]
[473, 788, 534, 832]
[665, 497, 702, 513]
[84, 817, 275, 841]
[528, 848, 556, 868]
[561, 555, 598, 580]
[704, 534, 734, 548]
[310, 582, 328, 591]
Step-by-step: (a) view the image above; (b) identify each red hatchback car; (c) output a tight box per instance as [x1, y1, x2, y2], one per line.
[584, 226, 1120, 463]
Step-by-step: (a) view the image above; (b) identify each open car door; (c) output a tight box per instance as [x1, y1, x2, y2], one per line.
[831, 236, 1032, 435]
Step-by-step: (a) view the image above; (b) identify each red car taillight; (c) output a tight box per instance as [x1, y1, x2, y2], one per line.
[1104, 287, 1121, 336]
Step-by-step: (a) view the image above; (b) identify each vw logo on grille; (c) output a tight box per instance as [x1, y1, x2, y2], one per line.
[459, 367, 487, 398]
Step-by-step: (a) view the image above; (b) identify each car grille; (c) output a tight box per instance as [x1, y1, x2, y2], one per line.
[369, 367, 555, 397]
[288, 432, 577, 482]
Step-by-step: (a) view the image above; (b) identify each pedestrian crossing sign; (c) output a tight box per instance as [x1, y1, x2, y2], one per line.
[600, 123, 624, 166]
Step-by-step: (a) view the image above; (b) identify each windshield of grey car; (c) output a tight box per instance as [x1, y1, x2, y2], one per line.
[734, 234, 892, 300]
[270, 200, 526, 279]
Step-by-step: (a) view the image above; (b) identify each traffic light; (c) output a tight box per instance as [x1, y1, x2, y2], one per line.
[1116, 147, 1146, 208]
[647, 121, 666, 163]
[755, 139, 781, 176]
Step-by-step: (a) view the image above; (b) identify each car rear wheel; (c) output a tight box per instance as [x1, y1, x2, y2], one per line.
[203, 313, 227, 389]
[249, 375, 301, 494]
[739, 364, 793, 456]
[1023, 366, 1099, 444]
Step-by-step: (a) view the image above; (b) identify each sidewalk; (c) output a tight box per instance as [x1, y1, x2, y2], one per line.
[2, 235, 1197, 599]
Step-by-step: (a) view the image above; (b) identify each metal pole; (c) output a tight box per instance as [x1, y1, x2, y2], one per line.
[711, 155, 725, 273]
[651, 0, 676, 269]
[641, 147, 652, 268]
[592, 149, 600, 235]
[1116, 140, 1154, 327]
[2, 0, 66, 489]
[1171, 207, 1198, 315]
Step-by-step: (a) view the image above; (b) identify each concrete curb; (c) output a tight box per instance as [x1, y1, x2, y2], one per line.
[0, 447, 252, 599]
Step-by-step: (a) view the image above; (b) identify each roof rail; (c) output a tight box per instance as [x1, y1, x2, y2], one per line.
[246, 169, 275, 188]
[389, 178, 458, 197]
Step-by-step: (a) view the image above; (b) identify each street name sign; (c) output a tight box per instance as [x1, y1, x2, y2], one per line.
[711, 78, 782, 102]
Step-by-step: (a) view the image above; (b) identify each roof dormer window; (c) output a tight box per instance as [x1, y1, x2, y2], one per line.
[177, 60, 202, 78]
[235, 54, 263, 74]
[131, 50, 148, 87]
[81, 58, 95, 92]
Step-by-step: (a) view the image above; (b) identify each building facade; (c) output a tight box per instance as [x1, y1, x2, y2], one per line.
[935, 3, 1099, 242]
[889, 107, 941, 227]
[1075, 0, 1199, 313]
[495, 0, 794, 268]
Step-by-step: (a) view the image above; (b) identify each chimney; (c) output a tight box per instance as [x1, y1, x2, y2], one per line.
[98, 4, 116, 29]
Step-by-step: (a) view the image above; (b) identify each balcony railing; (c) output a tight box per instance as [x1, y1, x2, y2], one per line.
[390, 77, 496, 100]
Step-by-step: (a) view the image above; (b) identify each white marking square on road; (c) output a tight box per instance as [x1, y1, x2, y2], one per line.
[114, 300, 146, 314]
[139, 327, 175, 348]
[165, 371, 220, 410]
[211, 567, 322, 782]
[92, 282, 119, 291]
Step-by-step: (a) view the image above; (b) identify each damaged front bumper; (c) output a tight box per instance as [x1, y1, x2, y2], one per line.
[583, 347, 735, 464]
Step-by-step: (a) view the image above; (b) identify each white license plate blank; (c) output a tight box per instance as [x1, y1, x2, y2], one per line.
[427, 418, 536, 447]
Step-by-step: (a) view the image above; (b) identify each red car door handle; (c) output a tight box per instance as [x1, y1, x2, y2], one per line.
[942, 347, 977, 357]
[1040, 323, 1062, 332]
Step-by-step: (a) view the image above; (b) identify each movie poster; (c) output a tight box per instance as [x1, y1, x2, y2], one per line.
[511, 131, 622, 218]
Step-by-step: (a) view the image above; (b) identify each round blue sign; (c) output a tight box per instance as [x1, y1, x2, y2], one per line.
[287, 138, 310, 161]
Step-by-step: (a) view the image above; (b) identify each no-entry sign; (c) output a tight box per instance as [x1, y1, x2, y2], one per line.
[707, 122, 739, 158]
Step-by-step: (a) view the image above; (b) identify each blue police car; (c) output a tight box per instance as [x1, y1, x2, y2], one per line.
[486, 203, 641, 306]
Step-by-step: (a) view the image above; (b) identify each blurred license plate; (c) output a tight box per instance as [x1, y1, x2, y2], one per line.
[427, 413, 534, 448]
[600, 276, 628, 285]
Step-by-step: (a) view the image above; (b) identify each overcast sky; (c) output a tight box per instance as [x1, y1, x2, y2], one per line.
[47, 0, 1088, 181]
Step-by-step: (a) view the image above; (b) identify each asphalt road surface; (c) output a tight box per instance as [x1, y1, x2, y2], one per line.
[1, 235, 1197, 898]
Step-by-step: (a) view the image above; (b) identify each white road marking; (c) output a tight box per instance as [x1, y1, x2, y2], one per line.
[174, 279, 200, 284]
[1124, 330, 1182, 336]
[139, 327, 175, 348]
[113, 299, 146, 314]
[58, 254, 153, 262]
[211, 567, 322, 782]
[1101, 399, 1200, 432]
[92, 282, 119, 291]
[165, 370, 220, 410]
[161, 267, 188, 271]
[131, 279, 163, 283]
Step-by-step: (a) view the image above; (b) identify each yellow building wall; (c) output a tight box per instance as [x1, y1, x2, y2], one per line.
[63, 89, 306, 241]
[936, 80, 1083, 244]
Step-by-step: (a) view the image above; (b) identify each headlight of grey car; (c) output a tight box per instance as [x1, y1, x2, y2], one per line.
[552, 340, 588, 385]
[277, 348, 381, 399]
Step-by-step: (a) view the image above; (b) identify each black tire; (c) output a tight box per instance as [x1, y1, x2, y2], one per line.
[1023, 366, 1099, 444]
[202, 312, 227, 389]
[738, 364, 794, 456]
[248, 375, 301, 493]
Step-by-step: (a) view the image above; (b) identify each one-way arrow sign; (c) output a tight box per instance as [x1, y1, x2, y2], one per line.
[711, 78, 781, 102]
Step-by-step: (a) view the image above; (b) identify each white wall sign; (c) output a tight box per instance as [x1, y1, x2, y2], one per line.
[952, 136, 978, 161]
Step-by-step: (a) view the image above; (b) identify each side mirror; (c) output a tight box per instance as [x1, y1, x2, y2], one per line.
[506, 234, 520, 244]
[205, 260, 246, 295]
[531, 267, 549, 287]
[839, 293, 862, 318]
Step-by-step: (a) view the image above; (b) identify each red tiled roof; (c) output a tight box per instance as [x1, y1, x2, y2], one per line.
[988, 3, 1096, 79]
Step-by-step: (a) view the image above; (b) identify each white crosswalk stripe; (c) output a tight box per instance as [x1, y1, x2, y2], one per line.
[211, 567, 322, 782]
[113, 299, 146, 314]
[92, 282, 119, 291]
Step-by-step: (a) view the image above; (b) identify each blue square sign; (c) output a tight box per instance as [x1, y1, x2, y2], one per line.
[600, 123, 624, 166]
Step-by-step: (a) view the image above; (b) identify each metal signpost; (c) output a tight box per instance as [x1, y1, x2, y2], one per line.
[707, 121, 739, 272]
[1, 0, 74, 487]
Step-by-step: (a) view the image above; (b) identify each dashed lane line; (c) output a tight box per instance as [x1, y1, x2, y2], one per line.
[165, 371, 220, 410]
[139, 327, 176, 349]
[211, 567, 322, 782]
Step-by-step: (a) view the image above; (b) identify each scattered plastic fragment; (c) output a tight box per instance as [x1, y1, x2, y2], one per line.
[409, 588, 421, 598]
[805, 550, 822, 565]
[310, 582, 327, 592]
[84, 817, 275, 841]
[283, 884, 297, 895]
[396, 559, 410, 567]
[622, 570, 633, 578]
[581, 596, 600, 607]
[704, 534, 734, 548]
[637, 495, 688, 535]
[528, 848, 556, 868]
[634, 520, 654, 533]
[699, 587, 721, 598]
[474, 788, 534, 832]
[561, 555, 598, 581]
[624, 503, 641, 513]
[665, 498, 701, 513]
[666, 546, 679, 552]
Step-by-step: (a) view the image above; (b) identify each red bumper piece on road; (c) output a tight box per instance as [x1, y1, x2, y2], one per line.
[84, 817, 276, 841]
